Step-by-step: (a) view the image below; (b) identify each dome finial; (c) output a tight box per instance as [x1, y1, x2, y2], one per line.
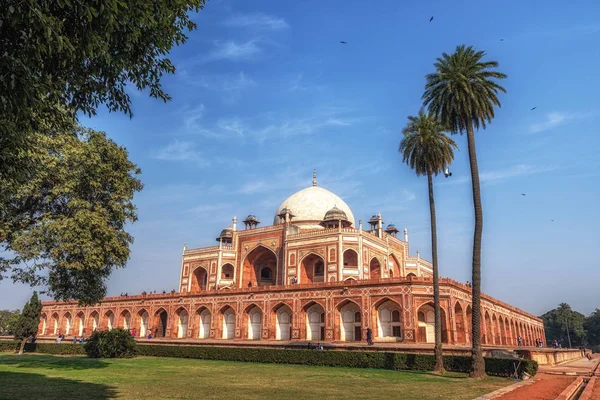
[312, 169, 317, 186]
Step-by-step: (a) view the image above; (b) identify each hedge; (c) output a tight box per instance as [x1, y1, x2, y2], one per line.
[134, 345, 537, 377]
[0, 340, 537, 377]
[0, 340, 85, 355]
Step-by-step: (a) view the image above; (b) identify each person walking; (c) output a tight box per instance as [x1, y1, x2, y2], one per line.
[517, 336, 522, 347]
[366, 327, 373, 345]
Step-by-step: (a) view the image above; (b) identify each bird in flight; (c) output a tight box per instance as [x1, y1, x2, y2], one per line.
[500, 38, 504, 41]
[530, 106, 537, 111]
[551, 220, 554, 222]
[429, 16, 434, 22]
[339, 41, 347, 44]
[521, 193, 526, 196]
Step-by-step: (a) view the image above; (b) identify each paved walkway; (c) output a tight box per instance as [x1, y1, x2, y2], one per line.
[539, 355, 599, 375]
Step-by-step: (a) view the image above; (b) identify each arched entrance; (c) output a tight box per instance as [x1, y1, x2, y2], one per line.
[388, 254, 401, 278]
[51, 313, 59, 335]
[87, 311, 99, 333]
[191, 266, 208, 292]
[339, 301, 361, 342]
[343, 249, 358, 269]
[197, 307, 211, 339]
[63, 312, 72, 335]
[304, 302, 325, 341]
[153, 309, 168, 338]
[76, 312, 85, 337]
[274, 304, 292, 340]
[40, 314, 47, 335]
[454, 302, 466, 344]
[416, 303, 448, 344]
[221, 307, 235, 339]
[369, 257, 381, 280]
[175, 308, 189, 338]
[466, 305, 473, 344]
[375, 299, 402, 339]
[120, 310, 132, 331]
[245, 305, 262, 340]
[221, 263, 235, 282]
[299, 253, 325, 284]
[484, 311, 492, 345]
[104, 311, 115, 330]
[138, 309, 149, 337]
[242, 245, 277, 287]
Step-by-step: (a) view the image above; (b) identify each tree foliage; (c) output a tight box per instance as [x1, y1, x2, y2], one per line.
[0, 309, 21, 335]
[84, 328, 137, 358]
[13, 291, 42, 354]
[0, 125, 143, 305]
[584, 309, 600, 346]
[0, 0, 205, 181]
[540, 304, 587, 347]
[399, 109, 457, 176]
[422, 45, 506, 378]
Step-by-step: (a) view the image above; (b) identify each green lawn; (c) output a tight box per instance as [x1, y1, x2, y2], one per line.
[0, 354, 512, 400]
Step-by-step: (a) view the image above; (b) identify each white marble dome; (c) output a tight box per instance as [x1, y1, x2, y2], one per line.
[274, 186, 355, 229]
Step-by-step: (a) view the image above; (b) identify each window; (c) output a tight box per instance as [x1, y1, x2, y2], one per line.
[320, 313, 325, 323]
[392, 310, 400, 322]
[354, 312, 361, 323]
[418, 311, 425, 323]
[392, 326, 401, 337]
[260, 267, 272, 280]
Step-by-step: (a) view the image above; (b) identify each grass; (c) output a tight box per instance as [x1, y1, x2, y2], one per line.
[0, 354, 513, 400]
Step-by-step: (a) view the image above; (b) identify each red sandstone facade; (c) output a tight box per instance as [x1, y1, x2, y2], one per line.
[38, 175, 545, 347]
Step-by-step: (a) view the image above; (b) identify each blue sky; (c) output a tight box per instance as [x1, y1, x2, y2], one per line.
[1, 0, 599, 316]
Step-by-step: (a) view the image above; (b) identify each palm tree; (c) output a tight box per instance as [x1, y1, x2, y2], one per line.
[399, 109, 457, 373]
[557, 303, 573, 348]
[422, 45, 506, 378]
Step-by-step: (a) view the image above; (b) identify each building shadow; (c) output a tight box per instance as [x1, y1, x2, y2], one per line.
[0, 371, 117, 399]
[0, 354, 108, 371]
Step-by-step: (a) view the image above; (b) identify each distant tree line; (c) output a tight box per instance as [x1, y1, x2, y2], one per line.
[0, 309, 21, 335]
[540, 303, 600, 348]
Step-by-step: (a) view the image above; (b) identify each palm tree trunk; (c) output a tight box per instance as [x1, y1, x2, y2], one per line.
[465, 123, 486, 378]
[428, 171, 444, 373]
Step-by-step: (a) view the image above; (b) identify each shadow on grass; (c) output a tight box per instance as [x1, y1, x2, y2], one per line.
[0, 354, 108, 370]
[0, 371, 117, 400]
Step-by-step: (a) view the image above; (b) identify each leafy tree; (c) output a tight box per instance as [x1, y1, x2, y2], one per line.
[584, 309, 600, 346]
[1, 125, 143, 305]
[423, 45, 506, 378]
[84, 328, 137, 358]
[540, 304, 587, 348]
[0, 0, 206, 183]
[13, 291, 42, 355]
[0, 309, 21, 335]
[400, 109, 457, 373]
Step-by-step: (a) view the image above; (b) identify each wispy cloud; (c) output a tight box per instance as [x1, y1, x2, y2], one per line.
[180, 106, 363, 142]
[224, 13, 289, 30]
[154, 140, 207, 165]
[443, 164, 557, 185]
[530, 112, 572, 133]
[203, 40, 261, 62]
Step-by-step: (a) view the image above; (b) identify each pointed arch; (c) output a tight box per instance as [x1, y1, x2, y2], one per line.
[372, 297, 402, 340]
[388, 253, 402, 278]
[465, 305, 472, 344]
[173, 307, 189, 339]
[244, 304, 263, 340]
[454, 302, 466, 345]
[190, 265, 209, 292]
[118, 309, 132, 330]
[137, 308, 150, 338]
[298, 252, 325, 284]
[86, 310, 99, 333]
[39, 313, 48, 335]
[220, 263, 235, 281]
[337, 299, 362, 342]
[302, 300, 325, 341]
[62, 312, 73, 335]
[242, 244, 278, 287]
[75, 311, 85, 337]
[194, 306, 211, 339]
[152, 308, 168, 338]
[342, 249, 358, 269]
[218, 305, 236, 339]
[416, 302, 448, 344]
[271, 302, 292, 341]
[51, 312, 60, 335]
[369, 256, 382, 280]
